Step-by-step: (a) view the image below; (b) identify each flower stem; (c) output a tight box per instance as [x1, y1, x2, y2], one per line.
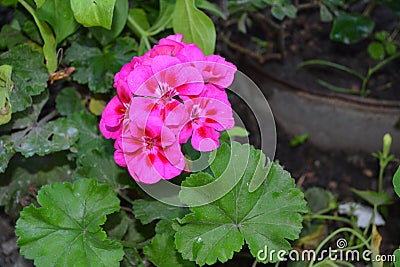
[18, 0, 57, 73]
[308, 227, 370, 267]
[303, 214, 353, 226]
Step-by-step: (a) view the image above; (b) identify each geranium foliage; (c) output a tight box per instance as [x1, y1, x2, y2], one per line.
[174, 143, 308, 265]
[15, 179, 124, 267]
[0, 1, 310, 267]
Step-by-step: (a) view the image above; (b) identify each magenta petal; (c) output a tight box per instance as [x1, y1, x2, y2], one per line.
[113, 140, 127, 167]
[121, 133, 143, 154]
[176, 44, 205, 62]
[127, 65, 153, 94]
[114, 149, 127, 167]
[178, 123, 193, 144]
[126, 153, 158, 184]
[135, 75, 160, 97]
[100, 96, 126, 139]
[201, 84, 230, 105]
[200, 98, 234, 131]
[163, 140, 185, 166]
[173, 66, 204, 96]
[128, 97, 159, 127]
[195, 57, 237, 88]
[127, 152, 162, 184]
[160, 125, 177, 147]
[162, 33, 184, 43]
[150, 149, 184, 179]
[191, 126, 220, 152]
[101, 96, 125, 127]
[151, 55, 181, 74]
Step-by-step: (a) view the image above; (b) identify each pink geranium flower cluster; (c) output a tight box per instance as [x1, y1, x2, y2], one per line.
[100, 34, 236, 184]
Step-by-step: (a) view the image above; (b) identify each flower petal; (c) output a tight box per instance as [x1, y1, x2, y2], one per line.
[191, 126, 220, 152]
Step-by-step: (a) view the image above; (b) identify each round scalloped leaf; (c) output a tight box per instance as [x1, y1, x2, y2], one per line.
[393, 166, 400, 198]
[16, 179, 124, 267]
[174, 142, 307, 265]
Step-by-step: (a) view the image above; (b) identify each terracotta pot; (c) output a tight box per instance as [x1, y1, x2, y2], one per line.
[243, 59, 400, 154]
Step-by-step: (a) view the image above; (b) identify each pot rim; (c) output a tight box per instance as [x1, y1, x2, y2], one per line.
[244, 57, 400, 110]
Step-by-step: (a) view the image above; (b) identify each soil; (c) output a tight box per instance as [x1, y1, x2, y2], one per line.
[218, 5, 400, 100]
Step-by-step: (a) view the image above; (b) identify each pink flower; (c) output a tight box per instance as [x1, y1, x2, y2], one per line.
[146, 34, 205, 62]
[99, 85, 131, 139]
[114, 140, 126, 167]
[146, 34, 185, 58]
[119, 112, 185, 184]
[135, 61, 204, 119]
[113, 57, 143, 95]
[195, 55, 237, 88]
[100, 33, 238, 184]
[167, 84, 234, 151]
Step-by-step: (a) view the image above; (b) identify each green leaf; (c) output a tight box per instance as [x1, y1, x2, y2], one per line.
[304, 187, 336, 214]
[282, 4, 297, 18]
[132, 199, 189, 225]
[0, 65, 13, 125]
[0, 44, 48, 112]
[90, 0, 129, 46]
[70, 0, 116, 29]
[368, 42, 385, 60]
[36, 0, 79, 43]
[0, 23, 29, 49]
[290, 133, 309, 147]
[88, 97, 106, 115]
[109, 214, 155, 254]
[393, 166, 400, 198]
[394, 248, 400, 267]
[195, 0, 226, 19]
[18, 0, 57, 72]
[123, 248, 146, 267]
[106, 211, 133, 241]
[16, 179, 124, 267]
[173, 0, 216, 55]
[330, 13, 375, 44]
[271, 5, 285, 20]
[0, 135, 15, 173]
[385, 43, 397, 55]
[55, 87, 84, 116]
[375, 31, 389, 42]
[146, 0, 175, 35]
[69, 110, 104, 153]
[320, 4, 333, 22]
[352, 189, 393, 206]
[73, 148, 132, 189]
[22, 20, 43, 44]
[227, 126, 249, 137]
[34, 0, 45, 8]
[14, 117, 79, 157]
[144, 220, 195, 267]
[64, 37, 137, 93]
[237, 12, 248, 34]
[0, 89, 49, 131]
[0, 0, 18, 6]
[174, 143, 307, 265]
[0, 164, 73, 217]
[128, 8, 150, 37]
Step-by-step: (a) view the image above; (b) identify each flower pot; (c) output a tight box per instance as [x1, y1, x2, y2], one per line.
[242, 59, 400, 154]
